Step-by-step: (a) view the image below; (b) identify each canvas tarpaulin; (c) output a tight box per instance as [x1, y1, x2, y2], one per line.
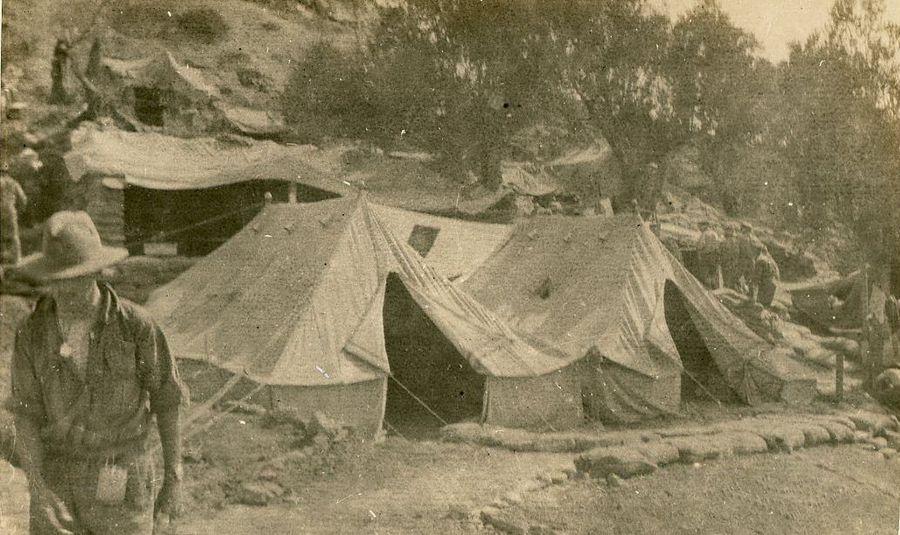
[215, 103, 288, 137]
[464, 214, 816, 422]
[148, 198, 381, 385]
[102, 51, 220, 100]
[545, 139, 624, 201]
[500, 162, 558, 197]
[484, 364, 584, 431]
[64, 124, 349, 194]
[367, 206, 577, 378]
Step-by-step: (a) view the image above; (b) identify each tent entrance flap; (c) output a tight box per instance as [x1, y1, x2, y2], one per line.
[382, 273, 485, 435]
[663, 280, 740, 403]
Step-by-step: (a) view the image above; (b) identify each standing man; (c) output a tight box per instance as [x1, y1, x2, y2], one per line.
[753, 250, 781, 307]
[697, 221, 722, 289]
[1, 165, 28, 265]
[737, 222, 767, 296]
[8, 211, 186, 534]
[719, 223, 741, 291]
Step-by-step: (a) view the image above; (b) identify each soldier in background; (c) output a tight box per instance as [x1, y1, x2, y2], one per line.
[737, 222, 767, 295]
[874, 367, 900, 411]
[719, 223, 742, 291]
[697, 221, 722, 288]
[1, 164, 28, 265]
[753, 250, 781, 307]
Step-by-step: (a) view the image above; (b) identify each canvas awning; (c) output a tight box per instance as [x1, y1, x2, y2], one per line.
[500, 162, 558, 196]
[64, 124, 350, 194]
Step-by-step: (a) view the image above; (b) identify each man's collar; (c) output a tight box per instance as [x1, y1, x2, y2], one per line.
[97, 281, 120, 325]
[40, 281, 121, 325]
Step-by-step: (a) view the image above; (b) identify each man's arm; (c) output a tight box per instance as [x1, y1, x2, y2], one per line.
[9, 326, 75, 533]
[9, 327, 46, 485]
[137, 318, 187, 519]
[156, 409, 182, 483]
[14, 413, 45, 488]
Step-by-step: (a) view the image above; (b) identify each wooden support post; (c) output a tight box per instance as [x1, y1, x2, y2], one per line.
[860, 266, 872, 389]
[835, 352, 844, 403]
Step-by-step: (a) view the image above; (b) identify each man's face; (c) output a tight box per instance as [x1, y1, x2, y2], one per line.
[48, 275, 97, 302]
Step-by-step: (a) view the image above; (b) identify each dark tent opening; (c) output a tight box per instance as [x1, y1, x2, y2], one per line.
[134, 87, 165, 126]
[123, 181, 338, 256]
[382, 273, 484, 438]
[663, 280, 740, 404]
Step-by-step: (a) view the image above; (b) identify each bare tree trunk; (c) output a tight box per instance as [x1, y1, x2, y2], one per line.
[576, 87, 652, 206]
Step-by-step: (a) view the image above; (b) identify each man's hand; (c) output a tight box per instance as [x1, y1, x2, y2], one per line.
[30, 480, 75, 534]
[154, 469, 182, 526]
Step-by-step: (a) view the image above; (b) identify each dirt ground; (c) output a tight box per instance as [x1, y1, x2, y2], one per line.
[2, 439, 899, 534]
[492, 445, 900, 535]
[174, 443, 898, 535]
[0, 431, 575, 534]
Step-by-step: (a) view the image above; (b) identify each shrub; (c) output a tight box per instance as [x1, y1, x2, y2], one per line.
[176, 8, 229, 44]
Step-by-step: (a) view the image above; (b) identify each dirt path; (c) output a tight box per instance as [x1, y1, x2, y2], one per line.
[491, 445, 900, 535]
[3, 441, 899, 533]
[174, 438, 573, 534]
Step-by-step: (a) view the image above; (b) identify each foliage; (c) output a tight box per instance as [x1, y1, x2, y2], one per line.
[285, 1, 587, 185]
[283, 0, 773, 200]
[365, 0, 580, 186]
[777, 0, 900, 267]
[543, 1, 676, 202]
[175, 8, 230, 44]
[281, 0, 899, 273]
[666, 1, 777, 213]
[282, 42, 383, 144]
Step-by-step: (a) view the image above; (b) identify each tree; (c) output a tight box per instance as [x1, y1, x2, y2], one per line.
[666, 0, 773, 213]
[544, 0, 677, 204]
[778, 0, 900, 273]
[282, 42, 384, 144]
[368, 0, 576, 187]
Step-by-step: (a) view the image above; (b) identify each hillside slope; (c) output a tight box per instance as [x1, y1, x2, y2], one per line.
[2, 0, 356, 112]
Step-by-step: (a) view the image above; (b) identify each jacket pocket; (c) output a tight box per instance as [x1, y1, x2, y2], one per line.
[104, 340, 137, 378]
[99, 340, 142, 414]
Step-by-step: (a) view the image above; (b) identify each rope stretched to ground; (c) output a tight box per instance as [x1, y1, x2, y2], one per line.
[810, 459, 899, 499]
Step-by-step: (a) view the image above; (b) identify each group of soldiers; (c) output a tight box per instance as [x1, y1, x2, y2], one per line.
[696, 220, 781, 307]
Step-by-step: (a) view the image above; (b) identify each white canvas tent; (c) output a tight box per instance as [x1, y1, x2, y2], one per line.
[147, 196, 582, 435]
[464, 214, 818, 423]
